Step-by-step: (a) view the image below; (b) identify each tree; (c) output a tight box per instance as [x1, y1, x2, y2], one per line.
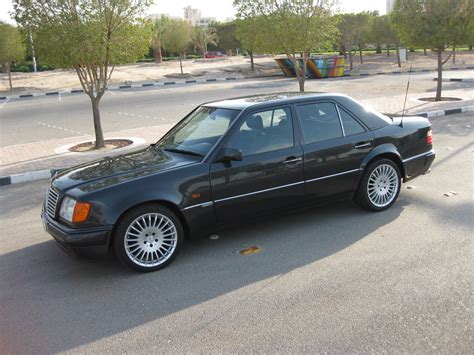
[392, 0, 474, 101]
[191, 26, 218, 57]
[234, 0, 337, 92]
[0, 22, 25, 91]
[213, 21, 241, 55]
[235, 17, 264, 71]
[14, 0, 152, 149]
[336, 13, 357, 70]
[352, 12, 372, 64]
[151, 15, 170, 64]
[161, 19, 192, 74]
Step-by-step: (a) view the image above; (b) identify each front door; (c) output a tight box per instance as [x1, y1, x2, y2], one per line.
[294, 101, 374, 199]
[210, 106, 305, 224]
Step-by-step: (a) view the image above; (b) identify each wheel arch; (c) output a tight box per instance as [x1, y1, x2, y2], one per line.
[360, 144, 405, 179]
[109, 199, 190, 247]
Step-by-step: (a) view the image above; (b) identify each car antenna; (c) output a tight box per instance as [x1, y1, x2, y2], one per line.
[400, 64, 413, 128]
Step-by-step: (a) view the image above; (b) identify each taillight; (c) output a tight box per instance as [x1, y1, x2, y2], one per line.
[426, 129, 433, 145]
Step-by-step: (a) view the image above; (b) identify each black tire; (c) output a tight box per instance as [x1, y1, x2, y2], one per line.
[355, 158, 401, 211]
[113, 204, 184, 272]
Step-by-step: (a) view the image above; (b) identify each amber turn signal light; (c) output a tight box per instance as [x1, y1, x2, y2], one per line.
[72, 202, 91, 223]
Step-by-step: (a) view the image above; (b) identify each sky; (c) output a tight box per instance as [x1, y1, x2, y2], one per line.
[0, 0, 386, 24]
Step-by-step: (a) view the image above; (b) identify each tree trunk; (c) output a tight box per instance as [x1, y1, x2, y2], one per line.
[424, 48, 427, 56]
[396, 46, 401, 68]
[435, 50, 442, 102]
[179, 54, 183, 74]
[376, 45, 382, 54]
[249, 50, 255, 71]
[452, 46, 456, 64]
[349, 51, 353, 70]
[386, 46, 390, 57]
[359, 46, 363, 64]
[6, 63, 13, 91]
[469, 44, 473, 50]
[154, 46, 162, 63]
[91, 98, 105, 149]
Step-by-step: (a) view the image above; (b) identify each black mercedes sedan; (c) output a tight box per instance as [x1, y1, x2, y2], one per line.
[42, 93, 435, 272]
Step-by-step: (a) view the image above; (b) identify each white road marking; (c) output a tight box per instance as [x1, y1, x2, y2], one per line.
[33, 121, 85, 135]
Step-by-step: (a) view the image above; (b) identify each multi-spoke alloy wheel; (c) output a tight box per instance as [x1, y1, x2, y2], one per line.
[367, 164, 399, 208]
[114, 205, 183, 272]
[125, 213, 178, 268]
[355, 158, 401, 211]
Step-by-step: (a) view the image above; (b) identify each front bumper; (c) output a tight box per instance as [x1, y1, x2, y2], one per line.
[42, 209, 113, 249]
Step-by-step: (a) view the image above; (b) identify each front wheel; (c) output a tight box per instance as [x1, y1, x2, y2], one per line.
[355, 158, 401, 211]
[114, 204, 183, 272]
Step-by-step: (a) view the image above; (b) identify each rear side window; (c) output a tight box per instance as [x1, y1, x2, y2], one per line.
[338, 107, 366, 135]
[296, 103, 343, 144]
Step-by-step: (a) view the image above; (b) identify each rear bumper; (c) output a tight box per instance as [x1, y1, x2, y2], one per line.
[402, 150, 435, 182]
[42, 209, 112, 249]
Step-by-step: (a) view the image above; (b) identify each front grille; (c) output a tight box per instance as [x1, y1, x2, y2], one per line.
[46, 188, 59, 220]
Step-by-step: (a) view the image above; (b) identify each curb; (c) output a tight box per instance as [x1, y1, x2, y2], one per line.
[432, 78, 474, 82]
[345, 66, 474, 77]
[1, 104, 473, 187]
[0, 76, 244, 101]
[2, 66, 473, 101]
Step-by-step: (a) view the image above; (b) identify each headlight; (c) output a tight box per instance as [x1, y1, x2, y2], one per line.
[59, 197, 91, 223]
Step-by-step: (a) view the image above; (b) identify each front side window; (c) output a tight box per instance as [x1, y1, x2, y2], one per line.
[296, 102, 343, 144]
[226, 107, 294, 156]
[159, 106, 240, 156]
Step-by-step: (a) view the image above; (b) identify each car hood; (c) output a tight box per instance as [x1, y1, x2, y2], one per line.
[52, 147, 199, 193]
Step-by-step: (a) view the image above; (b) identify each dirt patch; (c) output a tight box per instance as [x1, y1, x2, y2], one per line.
[69, 139, 133, 152]
[417, 97, 463, 102]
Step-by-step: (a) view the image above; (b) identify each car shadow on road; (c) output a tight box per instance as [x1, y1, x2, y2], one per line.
[0, 200, 406, 353]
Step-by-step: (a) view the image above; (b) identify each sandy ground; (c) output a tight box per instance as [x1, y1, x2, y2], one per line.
[1, 51, 473, 94]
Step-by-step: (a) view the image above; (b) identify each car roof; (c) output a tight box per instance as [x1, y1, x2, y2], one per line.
[203, 92, 350, 110]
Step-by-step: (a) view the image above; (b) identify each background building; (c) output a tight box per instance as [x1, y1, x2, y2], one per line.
[386, 0, 396, 13]
[183, 5, 216, 26]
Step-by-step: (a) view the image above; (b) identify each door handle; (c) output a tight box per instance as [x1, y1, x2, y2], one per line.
[355, 142, 371, 149]
[283, 156, 302, 164]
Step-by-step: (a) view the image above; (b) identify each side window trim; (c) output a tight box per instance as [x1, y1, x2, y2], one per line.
[335, 104, 346, 137]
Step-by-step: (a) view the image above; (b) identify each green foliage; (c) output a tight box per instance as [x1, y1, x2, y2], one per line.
[213, 21, 241, 53]
[370, 15, 398, 48]
[13, 0, 153, 148]
[0, 21, 25, 65]
[391, 0, 474, 50]
[14, 1, 153, 70]
[191, 26, 218, 55]
[235, 17, 265, 54]
[151, 15, 170, 50]
[234, 0, 337, 91]
[161, 19, 193, 56]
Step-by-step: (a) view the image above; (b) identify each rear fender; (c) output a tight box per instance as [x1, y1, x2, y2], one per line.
[359, 144, 405, 180]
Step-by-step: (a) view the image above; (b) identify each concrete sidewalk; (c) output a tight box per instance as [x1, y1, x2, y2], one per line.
[1, 91, 473, 183]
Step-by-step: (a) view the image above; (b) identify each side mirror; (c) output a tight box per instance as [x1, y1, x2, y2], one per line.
[216, 147, 243, 162]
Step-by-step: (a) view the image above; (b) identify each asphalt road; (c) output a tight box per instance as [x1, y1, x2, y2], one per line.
[0, 70, 473, 147]
[0, 112, 472, 353]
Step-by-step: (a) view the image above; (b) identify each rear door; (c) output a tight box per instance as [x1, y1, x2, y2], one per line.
[209, 106, 305, 224]
[294, 101, 374, 199]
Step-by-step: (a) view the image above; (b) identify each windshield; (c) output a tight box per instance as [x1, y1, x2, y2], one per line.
[158, 106, 241, 157]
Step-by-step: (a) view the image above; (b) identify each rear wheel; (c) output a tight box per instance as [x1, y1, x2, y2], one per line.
[355, 158, 401, 211]
[114, 204, 183, 272]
